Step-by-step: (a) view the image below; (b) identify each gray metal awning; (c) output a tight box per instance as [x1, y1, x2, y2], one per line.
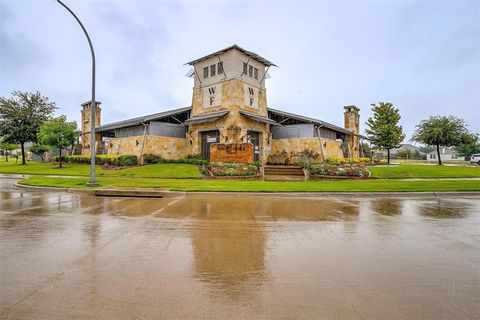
[239, 110, 278, 125]
[96, 106, 192, 132]
[267, 107, 354, 135]
[184, 110, 229, 125]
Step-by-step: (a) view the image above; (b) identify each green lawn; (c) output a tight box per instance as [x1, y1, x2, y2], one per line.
[0, 160, 202, 179]
[369, 163, 480, 179]
[19, 176, 480, 192]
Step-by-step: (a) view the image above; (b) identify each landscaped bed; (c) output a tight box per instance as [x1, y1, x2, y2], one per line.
[203, 162, 260, 179]
[309, 163, 370, 179]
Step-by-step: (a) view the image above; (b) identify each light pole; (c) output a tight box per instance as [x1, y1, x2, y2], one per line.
[57, 0, 98, 186]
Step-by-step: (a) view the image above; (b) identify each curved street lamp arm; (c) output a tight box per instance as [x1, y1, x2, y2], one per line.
[56, 0, 98, 185]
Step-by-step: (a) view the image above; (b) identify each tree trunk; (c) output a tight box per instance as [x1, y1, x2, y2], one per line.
[5, 150, 8, 162]
[20, 142, 26, 165]
[59, 149, 62, 168]
[387, 148, 390, 164]
[436, 144, 442, 165]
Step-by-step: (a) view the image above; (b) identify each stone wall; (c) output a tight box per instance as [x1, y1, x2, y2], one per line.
[107, 135, 188, 160]
[270, 137, 344, 163]
[188, 78, 270, 162]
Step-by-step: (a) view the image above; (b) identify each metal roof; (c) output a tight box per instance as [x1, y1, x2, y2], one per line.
[267, 107, 354, 135]
[184, 110, 229, 125]
[186, 44, 278, 67]
[239, 110, 278, 125]
[96, 106, 192, 132]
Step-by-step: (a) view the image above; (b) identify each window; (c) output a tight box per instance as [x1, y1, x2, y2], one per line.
[249, 65, 253, 77]
[217, 62, 223, 74]
[210, 64, 216, 77]
[203, 67, 209, 78]
[243, 62, 248, 75]
[254, 67, 258, 80]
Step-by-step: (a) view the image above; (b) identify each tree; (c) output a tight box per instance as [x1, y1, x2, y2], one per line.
[455, 134, 480, 159]
[396, 148, 413, 162]
[361, 142, 371, 157]
[38, 116, 79, 168]
[365, 102, 405, 164]
[0, 140, 18, 162]
[411, 116, 472, 165]
[0, 91, 56, 165]
[30, 144, 51, 162]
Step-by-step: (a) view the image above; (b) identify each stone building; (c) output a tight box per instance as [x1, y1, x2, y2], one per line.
[81, 45, 365, 163]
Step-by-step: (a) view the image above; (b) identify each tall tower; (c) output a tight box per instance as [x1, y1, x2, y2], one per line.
[344, 105, 360, 158]
[80, 101, 101, 155]
[185, 45, 277, 162]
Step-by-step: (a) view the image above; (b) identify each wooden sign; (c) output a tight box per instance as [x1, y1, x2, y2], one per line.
[210, 143, 254, 163]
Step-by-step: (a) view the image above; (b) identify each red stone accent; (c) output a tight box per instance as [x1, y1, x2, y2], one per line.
[210, 143, 254, 163]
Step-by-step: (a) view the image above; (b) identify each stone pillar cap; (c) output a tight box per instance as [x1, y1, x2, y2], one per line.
[81, 100, 102, 107]
[344, 105, 360, 111]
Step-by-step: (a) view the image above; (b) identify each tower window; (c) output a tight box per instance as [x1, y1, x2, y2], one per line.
[248, 65, 253, 77]
[210, 64, 216, 76]
[254, 67, 258, 80]
[203, 67, 209, 78]
[217, 62, 224, 74]
[243, 62, 248, 75]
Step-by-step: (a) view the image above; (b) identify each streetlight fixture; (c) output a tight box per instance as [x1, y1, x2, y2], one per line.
[56, 0, 98, 186]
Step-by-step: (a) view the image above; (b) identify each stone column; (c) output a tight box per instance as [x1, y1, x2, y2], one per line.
[80, 101, 102, 156]
[343, 105, 360, 158]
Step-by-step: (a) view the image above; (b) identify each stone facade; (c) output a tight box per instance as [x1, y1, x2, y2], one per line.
[271, 137, 344, 164]
[186, 75, 270, 162]
[85, 45, 364, 164]
[80, 101, 102, 156]
[106, 135, 188, 160]
[343, 106, 360, 158]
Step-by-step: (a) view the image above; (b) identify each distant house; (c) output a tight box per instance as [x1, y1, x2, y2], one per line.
[390, 144, 424, 158]
[426, 147, 464, 161]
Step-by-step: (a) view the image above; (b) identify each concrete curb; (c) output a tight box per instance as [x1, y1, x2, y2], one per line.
[13, 182, 185, 198]
[13, 182, 480, 198]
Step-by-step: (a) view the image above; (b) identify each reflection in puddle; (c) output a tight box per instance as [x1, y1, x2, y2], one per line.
[370, 199, 403, 216]
[1, 179, 479, 319]
[419, 199, 472, 219]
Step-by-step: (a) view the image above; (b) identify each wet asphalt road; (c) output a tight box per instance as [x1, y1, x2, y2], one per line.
[0, 179, 479, 319]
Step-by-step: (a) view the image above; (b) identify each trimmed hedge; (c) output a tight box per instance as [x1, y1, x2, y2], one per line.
[54, 155, 138, 166]
[143, 154, 208, 166]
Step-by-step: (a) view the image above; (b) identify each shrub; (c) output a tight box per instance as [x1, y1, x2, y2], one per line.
[310, 163, 370, 177]
[117, 155, 138, 166]
[208, 162, 258, 176]
[186, 154, 208, 161]
[143, 154, 163, 164]
[143, 154, 209, 166]
[267, 149, 289, 165]
[57, 154, 138, 167]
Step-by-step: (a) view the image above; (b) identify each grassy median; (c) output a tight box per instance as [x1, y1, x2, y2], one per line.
[369, 163, 480, 179]
[3, 161, 480, 179]
[0, 160, 202, 179]
[19, 176, 480, 192]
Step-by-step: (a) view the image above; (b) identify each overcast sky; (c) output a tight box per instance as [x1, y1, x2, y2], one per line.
[1, 0, 479, 139]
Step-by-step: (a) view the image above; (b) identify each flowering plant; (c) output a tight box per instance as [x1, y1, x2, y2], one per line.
[208, 162, 258, 176]
[310, 163, 370, 177]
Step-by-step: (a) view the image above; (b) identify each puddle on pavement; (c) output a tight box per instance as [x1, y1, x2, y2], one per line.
[1, 179, 479, 319]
